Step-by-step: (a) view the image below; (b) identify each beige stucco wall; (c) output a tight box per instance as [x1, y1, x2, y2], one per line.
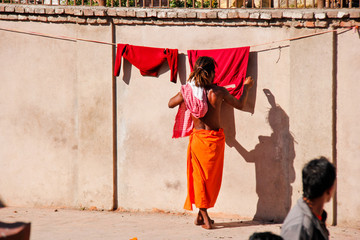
[336, 30, 360, 227]
[0, 21, 114, 209]
[0, 9, 359, 227]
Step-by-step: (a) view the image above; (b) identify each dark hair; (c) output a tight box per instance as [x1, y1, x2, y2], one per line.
[187, 56, 216, 88]
[249, 232, 283, 240]
[302, 156, 336, 199]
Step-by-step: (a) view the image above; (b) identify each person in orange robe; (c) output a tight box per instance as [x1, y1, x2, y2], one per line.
[168, 56, 254, 229]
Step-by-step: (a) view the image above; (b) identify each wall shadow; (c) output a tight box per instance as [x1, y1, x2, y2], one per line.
[213, 220, 278, 229]
[223, 89, 296, 223]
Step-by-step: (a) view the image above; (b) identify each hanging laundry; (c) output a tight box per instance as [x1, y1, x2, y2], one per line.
[114, 44, 178, 83]
[187, 46, 250, 99]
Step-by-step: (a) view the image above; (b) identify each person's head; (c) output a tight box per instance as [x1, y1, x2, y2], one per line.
[187, 56, 216, 88]
[302, 157, 336, 201]
[249, 232, 283, 240]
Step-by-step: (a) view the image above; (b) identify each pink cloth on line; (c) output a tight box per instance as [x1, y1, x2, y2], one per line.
[172, 82, 208, 138]
[187, 46, 250, 99]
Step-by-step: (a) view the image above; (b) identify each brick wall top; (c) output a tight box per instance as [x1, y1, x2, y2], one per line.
[0, 4, 359, 28]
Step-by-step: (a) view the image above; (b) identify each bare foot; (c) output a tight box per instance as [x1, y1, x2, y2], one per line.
[194, 211, 214, 226]
[199, 208, 213, 230]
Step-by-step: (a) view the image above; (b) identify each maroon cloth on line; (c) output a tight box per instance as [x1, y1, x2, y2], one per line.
[114, 44, 178, 83]
[187, 46, 250, 99]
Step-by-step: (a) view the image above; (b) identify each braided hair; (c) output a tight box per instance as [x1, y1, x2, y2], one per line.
[187, 56, 216, 88]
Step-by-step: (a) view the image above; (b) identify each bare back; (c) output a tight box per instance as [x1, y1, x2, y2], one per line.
[192, 85, 226, 131]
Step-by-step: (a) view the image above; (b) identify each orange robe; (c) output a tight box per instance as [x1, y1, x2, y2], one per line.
[184, 128, 225, 211]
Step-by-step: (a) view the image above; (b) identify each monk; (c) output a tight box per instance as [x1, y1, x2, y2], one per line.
[168, 56, 254, 229]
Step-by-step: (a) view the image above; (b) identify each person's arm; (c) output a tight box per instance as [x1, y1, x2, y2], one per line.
[223, 76, 254, 110]
[168, 92, 184, 108]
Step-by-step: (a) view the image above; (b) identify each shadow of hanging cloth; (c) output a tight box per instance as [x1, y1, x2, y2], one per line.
[0, 222, 31, 240]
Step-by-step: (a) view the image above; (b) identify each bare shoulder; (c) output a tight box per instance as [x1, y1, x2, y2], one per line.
[207, 85, 227, 98]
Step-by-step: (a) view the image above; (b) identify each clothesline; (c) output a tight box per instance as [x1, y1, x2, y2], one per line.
[0, 26, 356, 53]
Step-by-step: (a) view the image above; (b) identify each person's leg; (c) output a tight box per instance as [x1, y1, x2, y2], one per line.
[194, 209, 215, 226]
[199, 208, 213, 229]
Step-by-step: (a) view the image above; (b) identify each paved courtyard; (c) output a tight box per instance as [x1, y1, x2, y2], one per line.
[1, 207, 359, 240]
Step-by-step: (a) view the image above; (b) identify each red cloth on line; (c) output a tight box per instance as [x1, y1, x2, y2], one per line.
[172, 82, 208, 138]
[187, 46, 250, 99]
[114, 44, 178, 83]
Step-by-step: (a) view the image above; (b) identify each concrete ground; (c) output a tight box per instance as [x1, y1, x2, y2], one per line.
[0, 207, 359, 240]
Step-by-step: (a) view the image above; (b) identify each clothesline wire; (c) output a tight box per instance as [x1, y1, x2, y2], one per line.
[0, 26, 355, 51]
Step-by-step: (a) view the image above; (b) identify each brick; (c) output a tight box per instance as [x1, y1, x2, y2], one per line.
[38, 16, 48, 22]
[260, 12, 271, 20]
[18, 15, 28, 21]
[136, 10, 147, 18]
[186, 11, 197, 18]
[197, 11, 207, 19]
[326, 11, 338, 18]
[76, 17, 86, 24]
[304, 21, 315, 28]
[28, 15, 37, 21]
[340, 21, 352, 27]
[15, 6, 25, 13]
[97, 18, 108, 24]
[207, 11, 217, 19]
[83, 9, 94, 16]
[87, 18, 97, 24]
[106, 8, 116, 16]
[25, 7, 35, 14]
[235, 20, 248, 26]
[247, 20, 258, 26]
[218, 12, 227, 19]
[315, 12, 326, 19]
[147, 10, 157, 18]
[227, 11, 238, 19]
[349, 11, 360, 18]
[283, 11, 302, 19]
[116, 10, 127, 17]
[48, 16, 67, 23]
[269, 21, 282, 26]
[303, 12, 314, 19]
[258, 21, 269, 27]
[157, 11, 166, 18]
[315, 21, 328, 27]
[65, 8, 74, 15]
[238, 11, 249, 19]
[271, 11, 282, 19]
[177, 11, 186, 18]
[94, 10, 106, 16]
[0, 6, 5, 12]
[74, 9, 83, 16]
[249, 12, 259, 19]
[337, 12, 349, 18]
[5, 6, 15, 12]
[167, 11, 177, 18]
[293, 20, 303, 28]
[35, 8, 46, 14]
[7, 15, 18, 20]
[126, 10, 135, 17]
[67, 16, 77, 23]
[45, 8, 55, 14]
[112, 18, 120, 24]
[55, 8, 65, 14]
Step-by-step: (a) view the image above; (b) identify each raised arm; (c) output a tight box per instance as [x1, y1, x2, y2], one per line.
[223, 76, 254, 110]
[168, 91, 184, 108]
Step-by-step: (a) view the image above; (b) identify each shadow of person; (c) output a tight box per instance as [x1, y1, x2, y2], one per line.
[225, 89, 296, 223]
